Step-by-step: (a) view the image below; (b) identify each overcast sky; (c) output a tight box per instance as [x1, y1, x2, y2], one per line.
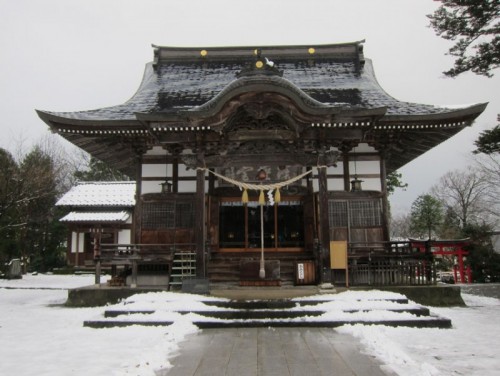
[0, 0, 498, 214]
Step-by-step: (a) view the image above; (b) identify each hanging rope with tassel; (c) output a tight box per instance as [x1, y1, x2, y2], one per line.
[198, 168, 313, 205]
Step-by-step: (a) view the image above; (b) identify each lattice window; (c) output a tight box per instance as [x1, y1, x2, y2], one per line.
[328, 201, 348, 228]
[349, 200, 382, 227]
[142, 201, 193, 229]
[175, 202, 194, 228]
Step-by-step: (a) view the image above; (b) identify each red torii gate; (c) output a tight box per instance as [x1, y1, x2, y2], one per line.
[410, 239, 472, 284]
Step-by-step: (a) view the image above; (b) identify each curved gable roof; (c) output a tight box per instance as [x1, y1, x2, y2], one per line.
[37, 42, 482, 123]
[36, 42, 487, 175]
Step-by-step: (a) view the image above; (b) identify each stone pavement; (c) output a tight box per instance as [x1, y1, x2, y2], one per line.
[158, 327, 395, 376]
[460, 283, 500, 300]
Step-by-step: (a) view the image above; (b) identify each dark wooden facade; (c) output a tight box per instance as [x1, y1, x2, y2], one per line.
[38, 42, 486, 286]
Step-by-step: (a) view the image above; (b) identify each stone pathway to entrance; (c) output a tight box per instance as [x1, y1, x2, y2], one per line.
[158, 327, 395, 376]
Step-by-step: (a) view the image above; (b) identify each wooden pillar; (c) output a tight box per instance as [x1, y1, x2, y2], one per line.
[93, 229, 101, 286]
[306, 166, 314, 193]
[75, 231, 80, 267]
[342, 151, 350, 191]
[318, 166, 332, 283]
[134, 154, 142, 244]
[131, 260, 138, 288]
[173, 157, 179, 193]
[208, 168, 215, 195]
[379, 152, 390, 241]
[195, 165, 206, 277]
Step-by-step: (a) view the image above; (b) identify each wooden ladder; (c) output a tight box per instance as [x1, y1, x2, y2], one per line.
[168, 251, 196, 290]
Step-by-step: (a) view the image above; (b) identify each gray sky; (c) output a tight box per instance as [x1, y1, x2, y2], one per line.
[0, 0, 498, 214]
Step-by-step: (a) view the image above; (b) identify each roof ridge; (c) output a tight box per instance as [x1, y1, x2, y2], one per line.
[152, 41, 365, 65]
[76, 181, 136, 185]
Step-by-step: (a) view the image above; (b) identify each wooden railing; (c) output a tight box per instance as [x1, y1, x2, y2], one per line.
[98, 243, 196, 263]
[95, 243, 196, 287]
[347, 241, 436, 285]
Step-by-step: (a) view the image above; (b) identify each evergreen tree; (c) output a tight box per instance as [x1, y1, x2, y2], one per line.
[428, 0, 500, 77]
[18, 146, 65, 272]
[463, 223, 500, 282]
[74, 156, 129, 182]
[0, 148, 22, 264]
[474, 123, 500, 155]
[410, 194, 444, 239]
[386, 171, 408, 195]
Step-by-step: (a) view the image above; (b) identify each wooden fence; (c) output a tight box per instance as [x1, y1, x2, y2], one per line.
[347, 241, 436, 286]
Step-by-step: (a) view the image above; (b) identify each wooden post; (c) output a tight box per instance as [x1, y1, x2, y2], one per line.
[173, 157, 179, 193]
[208, 168, 215, 195]
[75, 231, 80, 268]
[134, 153, 142, 244]
[95, 260, 101, 286]
[93, 230, 101, 286]
[379, 151, 390, 241]
[195, 164, 206, 277]
[131, 260, 138, 288]
[342, 151, 350, 192]
[318, 166, 331, 283]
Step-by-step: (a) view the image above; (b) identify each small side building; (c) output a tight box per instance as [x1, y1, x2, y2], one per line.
[56, 181, 136, 267]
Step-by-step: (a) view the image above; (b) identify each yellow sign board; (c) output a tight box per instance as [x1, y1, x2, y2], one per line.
[330, 241, 348, 269]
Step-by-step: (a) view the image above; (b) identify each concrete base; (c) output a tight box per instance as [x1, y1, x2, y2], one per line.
[182, 278, 210, 294]
[353, 285, 465, 307]
[125, 274, 169, 287]
[66, 285, 165, 307]
[66, 283, 465, 307]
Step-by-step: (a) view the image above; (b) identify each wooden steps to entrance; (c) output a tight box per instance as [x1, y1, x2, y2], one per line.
[207, 252, 314, 285]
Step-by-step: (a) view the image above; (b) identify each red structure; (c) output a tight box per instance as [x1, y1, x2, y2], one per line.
[411, 239, 472, 284]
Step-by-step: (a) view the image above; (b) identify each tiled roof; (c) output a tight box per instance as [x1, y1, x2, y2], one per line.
[40, 56, 465, 121]
[56, 181, 136, 207]
[60, 211, 131, 223]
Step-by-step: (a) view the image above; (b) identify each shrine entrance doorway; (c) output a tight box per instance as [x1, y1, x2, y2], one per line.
[218, 197, 305, 252]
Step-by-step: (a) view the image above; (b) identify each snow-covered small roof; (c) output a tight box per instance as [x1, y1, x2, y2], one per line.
[60, 211, 131, 223]
[56, 181, 136, 207]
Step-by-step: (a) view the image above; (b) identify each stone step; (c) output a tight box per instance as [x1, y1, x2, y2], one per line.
[84, 316, 451, 329]
[84, 292, 449, 330]
[201, 298, 409, 309]
[103, 306, 430, 319]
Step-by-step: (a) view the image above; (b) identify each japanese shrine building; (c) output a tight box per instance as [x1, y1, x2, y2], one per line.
[37, 41, 486, 286]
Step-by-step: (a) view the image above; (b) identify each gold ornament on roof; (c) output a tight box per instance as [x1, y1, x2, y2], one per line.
[200, 49, 208, 57]
[308, 47, 316, 54]
[255, 60, 264, 68]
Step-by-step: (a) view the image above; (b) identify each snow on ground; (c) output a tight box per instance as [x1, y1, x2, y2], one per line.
[1, 275, 499, 375]
[0, 275, 199, 376]
[337, 293, 500, 376]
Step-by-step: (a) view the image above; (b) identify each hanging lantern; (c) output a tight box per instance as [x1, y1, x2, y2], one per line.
[242, 189, 249, 204]
[258, 190, 266, 205]
[350, 175, 363, 191]
[274, 188, 281, 203]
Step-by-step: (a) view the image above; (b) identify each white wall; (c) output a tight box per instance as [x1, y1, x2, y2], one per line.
[70, 232, 84, 253]
[142, 164, 166, 178]
[118, 229, 131, 244]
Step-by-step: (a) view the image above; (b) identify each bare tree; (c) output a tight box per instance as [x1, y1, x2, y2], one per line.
[473, 154, 500, 224]
[431, 169, 492, 229]
[0, 135, 78, 267]
[389, 213, 413, 240]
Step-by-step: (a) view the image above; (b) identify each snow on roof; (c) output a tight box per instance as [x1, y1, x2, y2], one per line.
[56, 181, 136, 207]
[60, 211, 131, 223]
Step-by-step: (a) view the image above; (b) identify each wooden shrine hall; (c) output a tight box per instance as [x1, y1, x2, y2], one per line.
[37, 41, 486, 288]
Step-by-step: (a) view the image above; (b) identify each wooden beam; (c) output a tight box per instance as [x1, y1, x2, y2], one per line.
[318, 166, 331, 283]
[195, 162, 206, 277]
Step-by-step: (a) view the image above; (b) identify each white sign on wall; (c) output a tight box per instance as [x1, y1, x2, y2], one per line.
[297, 263, 305, 280]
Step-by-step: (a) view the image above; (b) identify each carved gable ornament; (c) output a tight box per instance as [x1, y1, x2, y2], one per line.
[236, 49, 283, 78]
